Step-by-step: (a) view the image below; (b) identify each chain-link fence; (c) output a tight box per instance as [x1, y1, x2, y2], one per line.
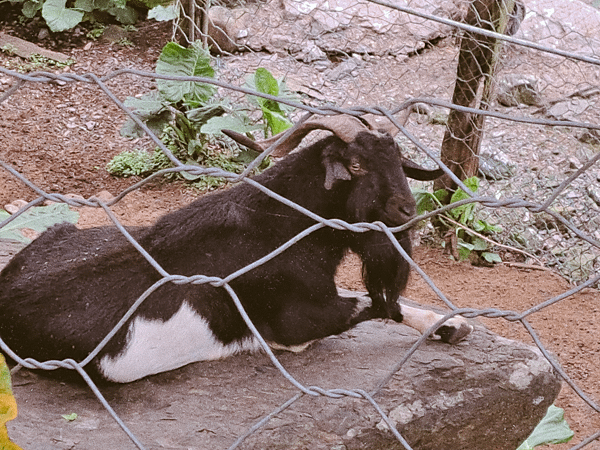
[1, 0, 600, 448]
[171, 0, 600, 283]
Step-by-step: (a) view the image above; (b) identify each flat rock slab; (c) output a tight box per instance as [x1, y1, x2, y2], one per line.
[6, 318, 560, 450]
[0, 33, 71, 63]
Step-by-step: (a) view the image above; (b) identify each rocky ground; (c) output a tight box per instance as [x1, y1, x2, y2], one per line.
[1, 0, 600, 448]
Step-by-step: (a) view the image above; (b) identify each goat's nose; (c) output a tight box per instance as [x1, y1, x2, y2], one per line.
[385, 196, 416, 225]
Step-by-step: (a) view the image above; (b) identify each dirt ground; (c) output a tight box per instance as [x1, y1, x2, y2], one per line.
[1, 9, 599, 450]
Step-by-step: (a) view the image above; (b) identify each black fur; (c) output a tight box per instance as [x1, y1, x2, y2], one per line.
[0, 131, 440, 382]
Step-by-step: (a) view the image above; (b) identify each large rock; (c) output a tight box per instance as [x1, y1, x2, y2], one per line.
[204, 0, 600, 60]
[7, 307, 560, 450]
[233, 0, 465, 58]
[517, 0, 600, 56]
[240, 321, 561, 450]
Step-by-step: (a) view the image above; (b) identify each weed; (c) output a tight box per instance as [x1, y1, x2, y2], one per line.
[86, 25, 106, 41]
[115, 37, 134, 47]
[415, 176, 503, 263]
[106, 149, 155, 178]
[110, 41, 293, 189]
[1, 53, 74, 73]
[1, 44, 17, 56]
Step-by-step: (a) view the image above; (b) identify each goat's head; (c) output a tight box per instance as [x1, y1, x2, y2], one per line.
[224, 115, 442, 316]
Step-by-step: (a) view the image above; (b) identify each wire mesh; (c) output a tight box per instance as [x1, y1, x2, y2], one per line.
[1, 0, 600, 448]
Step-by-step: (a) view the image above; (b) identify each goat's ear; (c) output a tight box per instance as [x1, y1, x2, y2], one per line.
[402, 160, 444, 181]
[324, 159, 352, 190]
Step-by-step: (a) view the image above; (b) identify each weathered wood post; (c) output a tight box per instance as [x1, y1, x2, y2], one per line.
[434, 0, 516, 192]
[178, 0, 210, 45]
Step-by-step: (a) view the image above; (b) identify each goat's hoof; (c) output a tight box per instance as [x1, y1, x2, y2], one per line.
[434, 318, 473, 344]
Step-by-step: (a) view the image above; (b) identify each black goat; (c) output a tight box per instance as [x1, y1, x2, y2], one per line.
[0, 115, 471, 383]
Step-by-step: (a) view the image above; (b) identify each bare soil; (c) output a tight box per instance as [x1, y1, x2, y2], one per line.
[1, 11, 599, 450]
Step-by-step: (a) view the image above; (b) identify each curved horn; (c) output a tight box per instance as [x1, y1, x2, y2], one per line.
[223, 115, 374, 157]
[360, 103, 428, 137]
[402, 159, 444, 181]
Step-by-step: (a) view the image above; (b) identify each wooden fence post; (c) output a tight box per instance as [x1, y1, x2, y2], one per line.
[434, 0, 516, 192]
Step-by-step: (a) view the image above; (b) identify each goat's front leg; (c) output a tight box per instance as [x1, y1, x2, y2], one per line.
[400, 303, 473, 344]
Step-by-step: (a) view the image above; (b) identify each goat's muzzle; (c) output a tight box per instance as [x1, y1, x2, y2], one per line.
[384, 195, 417, 226]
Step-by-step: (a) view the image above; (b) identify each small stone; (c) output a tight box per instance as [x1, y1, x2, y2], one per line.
[496, 74, 542, 107]
[576, 128, 600, 145]
[4, 199, 28, 214]
[568, 157, 581, 170]
[94, 190, 115, 202]
[587, 185, 600, 206]
[38, 28, 49, 40]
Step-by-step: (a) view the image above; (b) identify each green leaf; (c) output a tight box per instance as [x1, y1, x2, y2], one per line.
[482, 252, 502, 263]
[22, 0, 43, 18]
[74, 0, 94, 11]
[148, 4, 179, 21]
[448, 179, 479, 225]
[201, 114, 261, 137]
[93, 0, 111, 9]
[247, 68, 294, 136]
[232, 148, 261, 165]
[0, 204, 79, 243]
[457, 242, 472, 261]
[517, 405, 573, 449]
[62, 413, 78, 421]
[471, 237, 488, 251]
[462, 176, 479, 193]
[433, 188, 450, 204]
[124, 92, 166, 119]
[457, 240, 474, 251]
[186, 104, 226, 125]
[108, 0, 126, 8]
[254, 67, 280, 97]
[262, 108, 293, 135]
[413, 190, 435, 215]
[41, 0, 84, 32]
[121, 92, 171, 138]
[156, 42, 216, 106]
[107, 4, 137, 24]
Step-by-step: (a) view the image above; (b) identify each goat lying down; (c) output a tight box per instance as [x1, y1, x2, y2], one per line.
[0, 115, 472, 383]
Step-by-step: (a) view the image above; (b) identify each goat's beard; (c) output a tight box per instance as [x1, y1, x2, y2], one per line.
[352, 231, 411, 321]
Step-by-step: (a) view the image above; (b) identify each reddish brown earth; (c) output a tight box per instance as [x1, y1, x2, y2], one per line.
[1, 11, 599, 450]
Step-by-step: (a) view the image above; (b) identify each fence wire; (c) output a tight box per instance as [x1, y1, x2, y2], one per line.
[169, 0, 600, 284]
[1, 0, 600, 448]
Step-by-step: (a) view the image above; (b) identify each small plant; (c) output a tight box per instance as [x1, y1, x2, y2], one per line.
[1, 43, 18, 56]
[106, 149, 155, 178]
[115, 37, 134, 47]
[29, 54, 74, 69]
[111, 41, 294, 189]
[415, 176, 503, 263]
[1, 53, 75, 72]
[246, 68, 295, 136]
[86, 25, 106, 40]
[9, 0, 140, 32]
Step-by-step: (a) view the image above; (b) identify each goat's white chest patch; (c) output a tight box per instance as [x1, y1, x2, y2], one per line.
[98, 302, 261, 383]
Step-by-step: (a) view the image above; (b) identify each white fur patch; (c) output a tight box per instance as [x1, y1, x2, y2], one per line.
[98, 302, 261, 383]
